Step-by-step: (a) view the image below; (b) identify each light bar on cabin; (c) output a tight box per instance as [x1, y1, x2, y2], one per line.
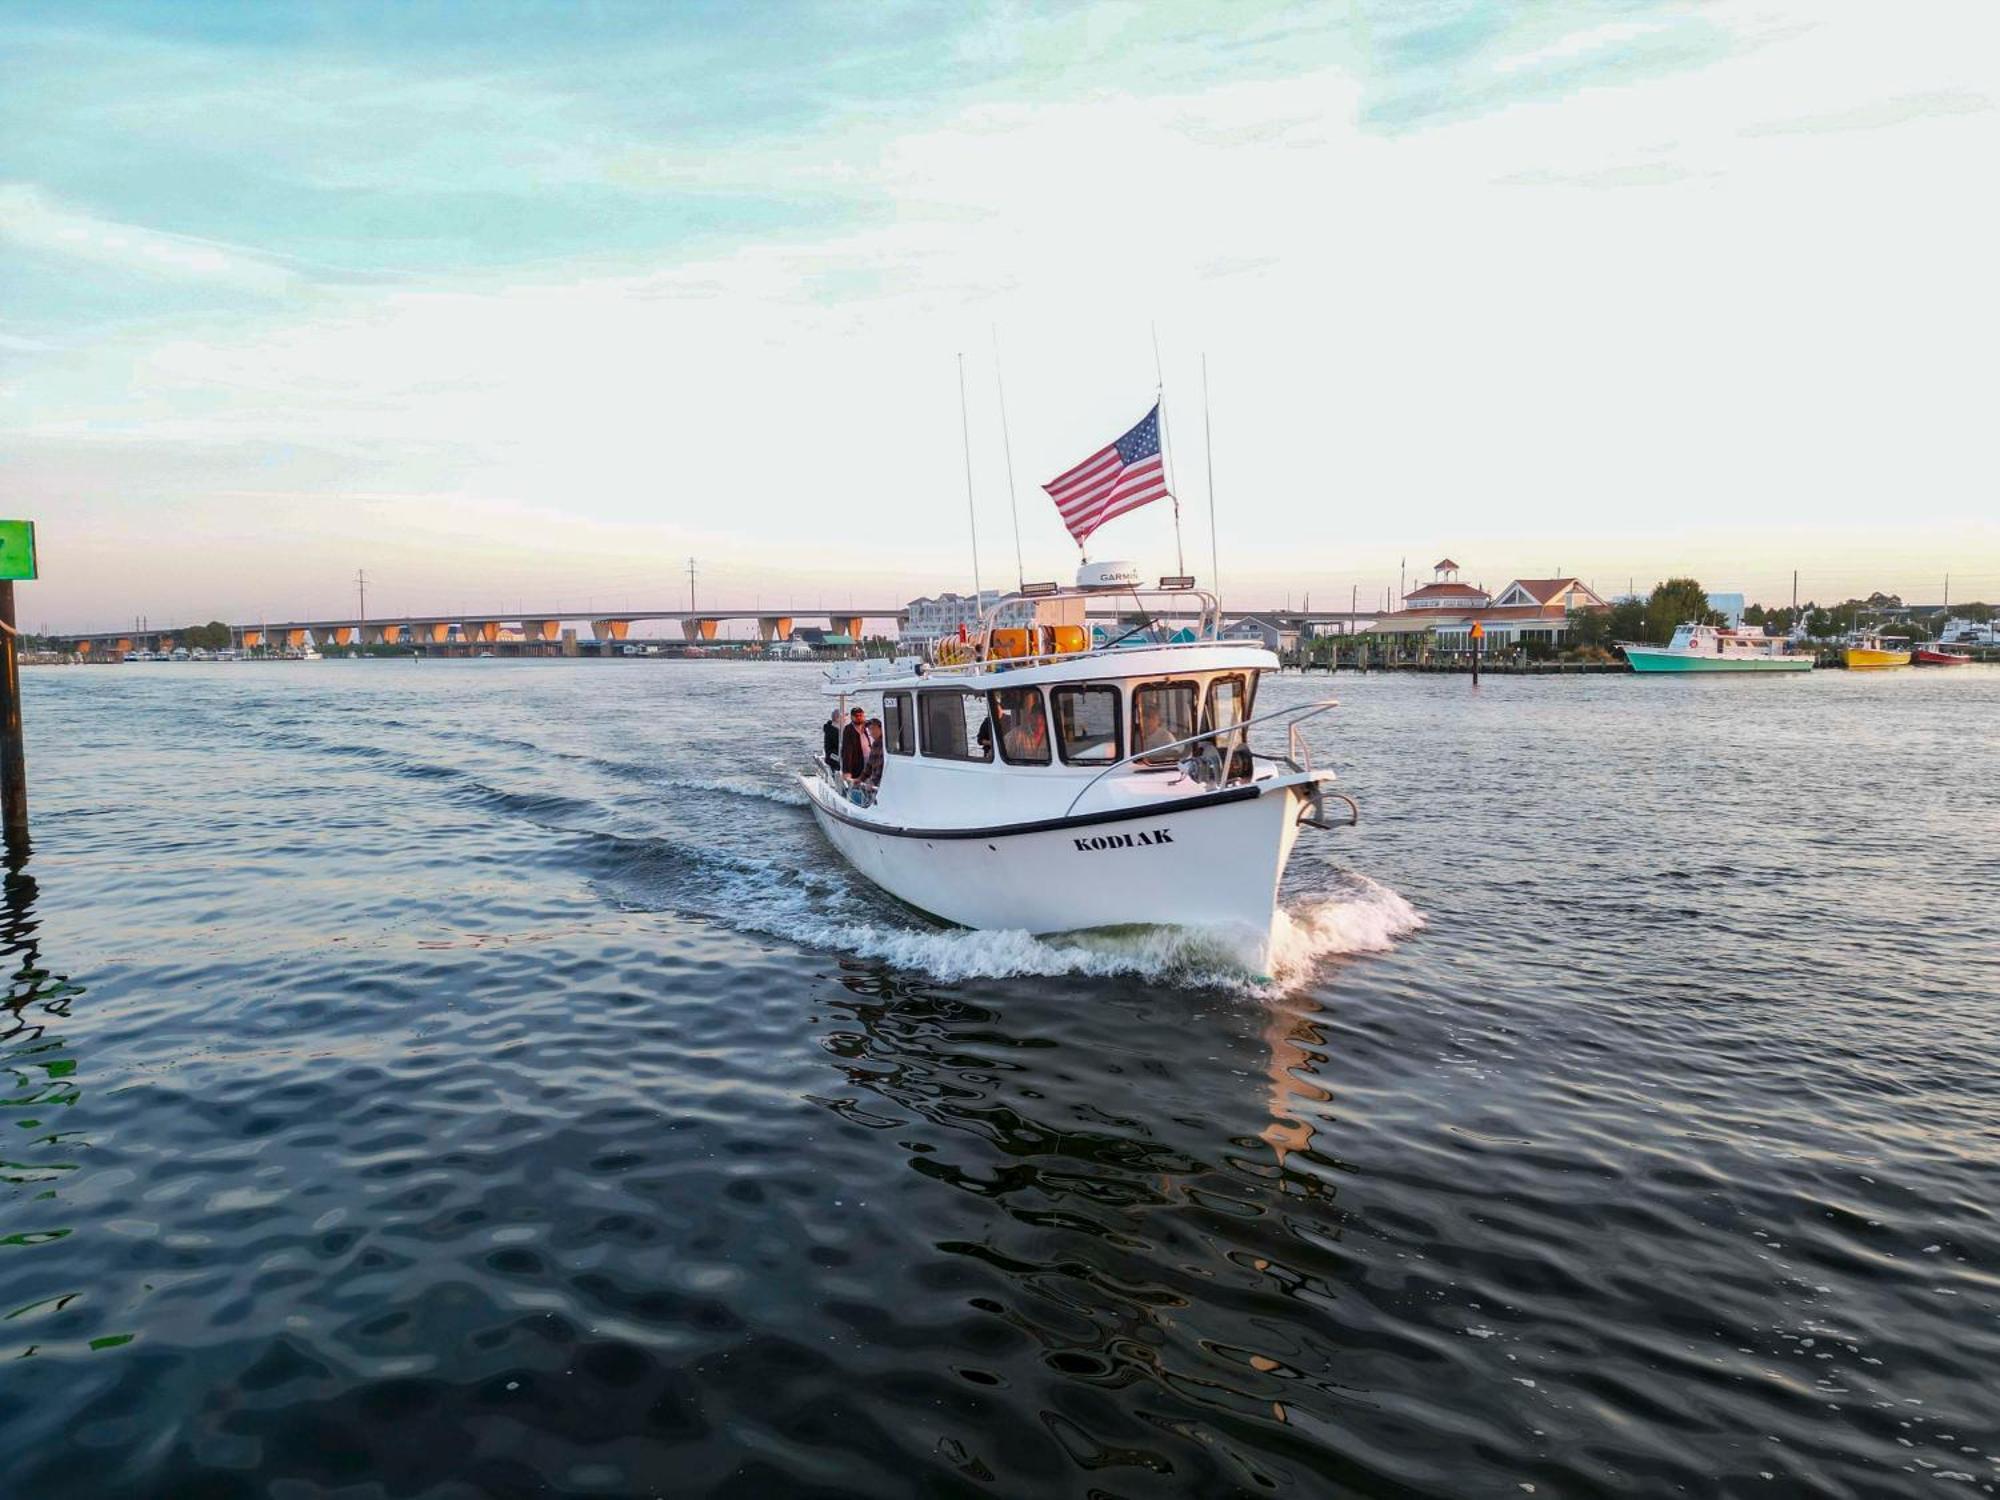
[1019, 581, 1060, 596]
[1158, 575, 1196, 589]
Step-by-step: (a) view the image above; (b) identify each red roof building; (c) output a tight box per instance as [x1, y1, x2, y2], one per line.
[1375, 560, 1608, 648]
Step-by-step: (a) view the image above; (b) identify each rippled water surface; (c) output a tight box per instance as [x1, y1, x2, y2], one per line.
[6, 659, 1998, 1498]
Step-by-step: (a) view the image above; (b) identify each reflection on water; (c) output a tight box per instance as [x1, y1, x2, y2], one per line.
[2, 660, 1996, 1496]
[1, 857, 103, 1358]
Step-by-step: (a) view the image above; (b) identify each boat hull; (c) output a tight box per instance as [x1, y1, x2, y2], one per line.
[803, 775, 1318, 962]
[1622, 646, 1811, 673]
[1843, 647, 1911, 670]
[1913, 649, 1971, 666]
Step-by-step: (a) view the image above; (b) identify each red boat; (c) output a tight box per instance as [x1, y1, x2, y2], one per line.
[1913, 644, 1972, 666]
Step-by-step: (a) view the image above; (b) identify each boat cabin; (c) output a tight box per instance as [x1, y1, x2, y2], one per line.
[1667, 622, 1794, 659]
[815, 576, 1299, 827]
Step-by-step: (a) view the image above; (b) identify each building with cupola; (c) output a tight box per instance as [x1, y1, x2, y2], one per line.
[1372, 558, 1609, 652]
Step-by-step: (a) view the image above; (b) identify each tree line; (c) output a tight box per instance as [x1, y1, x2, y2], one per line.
[1569, 583, 1990, 648]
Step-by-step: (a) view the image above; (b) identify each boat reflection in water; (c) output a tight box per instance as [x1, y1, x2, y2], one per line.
[803, 954, 1362, 1484]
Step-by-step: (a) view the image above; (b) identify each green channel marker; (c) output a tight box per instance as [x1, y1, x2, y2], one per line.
[0, 520, 36, 581]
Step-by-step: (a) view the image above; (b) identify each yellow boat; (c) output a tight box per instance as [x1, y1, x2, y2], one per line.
[1843, 633, 1911, 670]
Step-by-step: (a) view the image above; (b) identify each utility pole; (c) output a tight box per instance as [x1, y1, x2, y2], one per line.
[687, 557, 698, 615]
[1791, 570, 1798, 614]
[356, 569, 367, 624]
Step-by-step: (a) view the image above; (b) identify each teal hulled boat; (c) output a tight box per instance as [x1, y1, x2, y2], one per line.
[1621, 623, 1813, 673]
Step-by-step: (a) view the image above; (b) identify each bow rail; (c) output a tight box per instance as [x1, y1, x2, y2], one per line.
[1063, 697, 1342, 819]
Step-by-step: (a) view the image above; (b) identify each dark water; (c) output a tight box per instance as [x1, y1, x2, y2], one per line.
[6, 660, 1998, 1498]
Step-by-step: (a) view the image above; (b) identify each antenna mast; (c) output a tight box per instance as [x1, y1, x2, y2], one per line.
[355, 568, 367, 624]
[992, 328, 1025, 591]
[1202, 354, 1220, 607]
[686, 556, 697, 614]
[957, 354, 983, 601]
[1151, 323, 1186, 580]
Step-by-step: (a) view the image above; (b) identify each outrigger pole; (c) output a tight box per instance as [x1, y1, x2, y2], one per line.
[957, 352, 983, 602]
[991, 326, 1026, 592]
[1151, 322, 1187, 581]
[1202, 353, 1220, 609]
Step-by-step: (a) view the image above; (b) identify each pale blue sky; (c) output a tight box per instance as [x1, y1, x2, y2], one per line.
[5, 1, 1996, 628]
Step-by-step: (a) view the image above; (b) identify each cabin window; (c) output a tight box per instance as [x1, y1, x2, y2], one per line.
[1204, 674, 1250, 739]
[1051, 685, 1121, 765]
[882, 692, 916, 756]
[989, 687, 1051, 766]
[919, 690, 992, 762]
[1131, 681, 1198, 765]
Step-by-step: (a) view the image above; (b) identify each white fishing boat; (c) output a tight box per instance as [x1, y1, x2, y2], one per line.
[801, 564, 1355, 965]
[1620, 622, 1812, 673]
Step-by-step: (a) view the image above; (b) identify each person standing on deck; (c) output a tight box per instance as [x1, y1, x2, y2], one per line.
[823, 710, 842, 772]
[839, 706, 868, 782]
[863, 717, 886, 787]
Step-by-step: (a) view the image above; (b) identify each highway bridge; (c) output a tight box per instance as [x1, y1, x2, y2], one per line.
[58, 606, 910, 656]
[56, 604, 1380, 656]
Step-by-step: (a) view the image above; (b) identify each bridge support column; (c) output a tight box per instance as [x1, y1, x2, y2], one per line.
[523, 619, 562, 644]
[464, 621, 499, 645]
[590, 619, 630, 643]
[834, 616, 863, 641]
[756, 616, 794, 643]
[286, 629, 308, 650]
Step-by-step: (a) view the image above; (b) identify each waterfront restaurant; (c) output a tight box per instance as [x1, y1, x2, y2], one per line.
[1370, 559, 1610, 654]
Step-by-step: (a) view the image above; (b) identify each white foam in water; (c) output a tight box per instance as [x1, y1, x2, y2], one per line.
[1265, 875, 1427, 986]
[652, 770, 809, 807]
[742, 872, 1424, 992]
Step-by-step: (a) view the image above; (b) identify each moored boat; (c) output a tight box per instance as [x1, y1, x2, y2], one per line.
[801, 569, 1355, 967]
[1843, 634, 1910, 670]
[1619, 622, 1812, 673]
[1912, 643, 1972, 666]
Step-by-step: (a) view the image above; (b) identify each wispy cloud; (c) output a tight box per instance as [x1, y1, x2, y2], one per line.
[1742, 88, 1992, 136]
[0, 183, 302, 293]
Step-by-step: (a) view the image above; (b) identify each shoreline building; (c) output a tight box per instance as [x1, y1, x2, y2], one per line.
[901, 590, 1033, 646]
[1371, 559, 1609, 652]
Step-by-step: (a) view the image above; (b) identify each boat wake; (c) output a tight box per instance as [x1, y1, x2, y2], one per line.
[739, 871, 1424, 993]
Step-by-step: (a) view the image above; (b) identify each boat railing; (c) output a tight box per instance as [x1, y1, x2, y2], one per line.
[913, 633, 1236, 681]
[1062, 696, 1342, 819]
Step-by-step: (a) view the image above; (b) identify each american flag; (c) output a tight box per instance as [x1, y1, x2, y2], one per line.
[1043, 403, 1171, 546]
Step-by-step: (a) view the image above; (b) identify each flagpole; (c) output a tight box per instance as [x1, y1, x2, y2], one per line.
[957, 353, 983, 603]
[991, 326, 1025, 591]
[1202, 353, 1220, 609]
[1151, 323, 1186, 580]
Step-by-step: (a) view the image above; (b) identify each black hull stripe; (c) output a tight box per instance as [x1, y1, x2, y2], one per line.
[805, 782, 1269, 841]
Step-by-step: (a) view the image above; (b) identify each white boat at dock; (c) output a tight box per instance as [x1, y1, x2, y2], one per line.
[801, 566, 1355, 967]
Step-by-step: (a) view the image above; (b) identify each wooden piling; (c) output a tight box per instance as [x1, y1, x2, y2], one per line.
[0, 582, 27, 850]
